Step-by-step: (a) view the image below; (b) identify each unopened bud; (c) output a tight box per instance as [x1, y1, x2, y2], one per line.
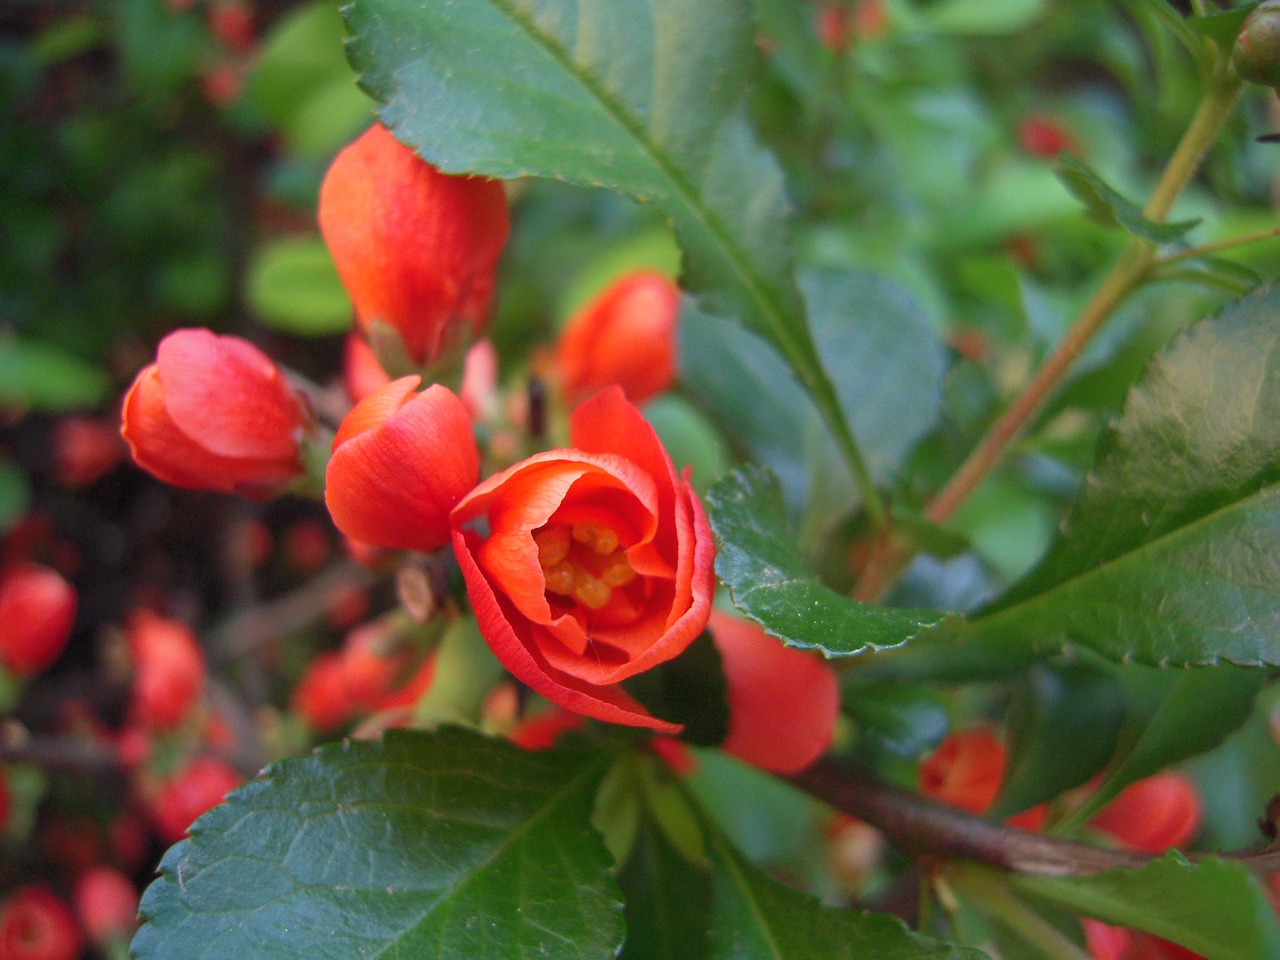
[1234, 1, 1280, 89]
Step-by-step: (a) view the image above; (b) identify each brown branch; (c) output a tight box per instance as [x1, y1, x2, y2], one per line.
[790, 758, 1280, 877]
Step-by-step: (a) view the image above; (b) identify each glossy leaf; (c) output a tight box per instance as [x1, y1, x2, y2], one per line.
[708, 830, 985, 960]
[345, 0, 848, 467]
[132, 728, 622, 960]
[1056, 154, 1199, 242]
[1011, 855, 1280, 960]
[969, 284, 1280, 666]
[619, 810, 713, 960]
[708, 465, 957, 657]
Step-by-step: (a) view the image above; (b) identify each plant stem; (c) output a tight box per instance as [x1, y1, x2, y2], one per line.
[1155, 224, 1280, 268]
[851, 72, 1241, 603]
[949, 865, 1094, 960]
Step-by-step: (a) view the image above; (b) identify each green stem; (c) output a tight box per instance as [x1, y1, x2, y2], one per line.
[1155, 224, 1280, 268]
[949, 865, 1093, 960]
[850, 70, 1241, 603]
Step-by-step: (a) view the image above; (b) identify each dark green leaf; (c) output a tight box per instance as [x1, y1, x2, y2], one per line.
[246, 236, 354, 335]
[708, 830, 985, 960]
[1056, 154, 1199, 243]
[626, 630, 729, 748]
[619, 810, 713, 960]
[1011, 855, 1280, 960]
[0, 338, 111, 412]
[682, 269, 945, 521]
[1188, 5, 1257, 49]
[708, 465, 957, 657]
[0, 459, 31, 535]
[1059, 662, 1264, 828]
[991, 662, 1122, 818]
[844, 684, 950, 761]
[346, 0, 845, 454]
[969, 284, 1280, 666]
[133, 728, 622, 960]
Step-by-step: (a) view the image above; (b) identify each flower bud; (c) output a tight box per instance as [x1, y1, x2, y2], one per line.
[51, 416, 123, 488]
[0, 562, 76, 678]
[318, 123, 510, 371]
[148, 756, 242, 844]
[126, 609, 205, 731]
[121, 328, 312, 498]
[918, 728, 1004, 815]
[1090, 771, 1201, 853]
[74, 866, 138, 948]
[556, 270, 680, 407]
[1234, 1, 1280, 89]
[326, 376, 480, 553]
[0, 887, 82, 960]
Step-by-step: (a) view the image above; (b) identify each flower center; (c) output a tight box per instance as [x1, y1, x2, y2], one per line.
[534, 520, 636, 610]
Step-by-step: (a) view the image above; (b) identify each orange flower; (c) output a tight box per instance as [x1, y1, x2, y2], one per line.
[325, 376, 480, 553]
[918, 728, 1005, 815]
[318, 123, 510, 370]
[1090, 771, 1201, 853]
[0, 562, 76, 678]
[126, 610, 205, 731]
[556, 270, 679, 407]
[121, 328, 311, 497]
[451, 387, 714, 731]
[708, 610, 838, 774]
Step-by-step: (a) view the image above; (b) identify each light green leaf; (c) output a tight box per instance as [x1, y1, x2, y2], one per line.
[707, 465, 957, 657]
[0, 338, 111, 412]
[925, 0, 1047, 35]
[1057, 154, 1199, 243]
[708, 830, 985, 960]
[246, 235, 354, 336]
[968, 284, 1280, 666]
[1011, 855, 1280, 960]
[132, 728, 622, 960]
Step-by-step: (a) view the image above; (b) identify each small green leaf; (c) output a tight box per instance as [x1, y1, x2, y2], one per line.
[925, 0, 1047, 35]
[708, 830, 985, 960]
[707, 465, 957, 657]
[246, 235, 354, 335]
[1188, 5, 1256, 50]
[991, 662, 1123, 818]
[411, 616, 505, 727]
[133, 728, 622, 960]
[619, 811, 713, 960]
[1056, 154, 1199, 243]
[968, 284, 1280, 666]
[1011, 855, 1280, 960]
[0, 337, 111, 412]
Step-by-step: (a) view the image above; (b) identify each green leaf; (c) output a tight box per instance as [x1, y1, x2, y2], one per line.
[0, 459, 31, 535]
[246, 235, 354, 335]
[1011, 855, 1280, 960]
[707, 465, 957, 657]
[1059, 662, 1264, 828]
[625, 629, 729, 748]
[133, 728, 623, 960]
[619, 811, 712, 960]
[991, 662, 1123, 818]
[708, 830, 985, 960]
[345, 0, 857, 492]
[844, 684, 949, 762]
[968, 284, 1280, 666]
[1056, 154, 1199, 243]
[924, 0, 1047, 35]
[1188, 5, 1256, 50]
[683, 269, 945, 522]
[0, 338, 111, 412]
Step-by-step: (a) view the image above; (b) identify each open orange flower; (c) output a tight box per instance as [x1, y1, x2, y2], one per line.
[451, 388, 714, 731]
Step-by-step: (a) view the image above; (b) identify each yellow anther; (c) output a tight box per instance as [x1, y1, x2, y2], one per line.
[543, 561, 576, 596]
[534, 526, 571, 568]
[601, 553, 636, 587]
[572, 572, 612, 610]
[571, 521, 619, 555]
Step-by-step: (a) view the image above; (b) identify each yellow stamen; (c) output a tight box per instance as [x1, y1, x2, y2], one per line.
[543, 561, 576, 595]
[534, 526, 571, 568]
[573, 571, 611, 610]
[572, 521, 619, 555]
[601, 551, 637, 587]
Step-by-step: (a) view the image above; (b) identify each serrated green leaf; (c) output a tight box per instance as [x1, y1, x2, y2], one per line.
[991, 662, 1123, 818]
[1059, 661, 1264, 828]
[0, 337, 111, 412]
[708, 465, 957, 657]
[132, 728, 622, 960]
[1010, 855, 1280, 960]
[246, 235, 354, 335]
[345, 0, 862, 496]
[968, 284, 1280, 666]
[1056, 154, 1199, 243]
[708, 830, 985, 960]
[619, 810, 712, 960]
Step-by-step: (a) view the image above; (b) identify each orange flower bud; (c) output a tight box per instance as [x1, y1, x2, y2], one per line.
[1016, 114, 1077, 159]
[325, 376, 480, 553]
[51, 415, 124, 488]
[556, 270, 680, 407]
[126, 610, 205, 731]
[148, 756, 242, 844]
[318, 123, 510, 370]
[121, 328, 311, 497]
[0, 562, 76, 678]
[918, 728, 1005, 815]
[0, 887, 82, 960]
[708, 610, 838, 775]
[451, 387, 714, 732]
[73, 866, 138, 948]
[1090, 771, 1201, 853]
